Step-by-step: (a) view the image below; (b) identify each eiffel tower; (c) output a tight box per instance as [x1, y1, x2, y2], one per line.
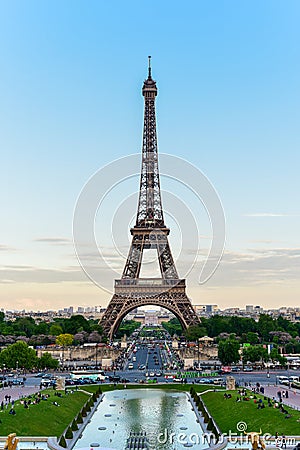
[100, 58, 200, 339]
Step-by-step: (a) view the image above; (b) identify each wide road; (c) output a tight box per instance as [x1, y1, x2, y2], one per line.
[124, 343, 164, 376]
[19, 367, 300, 390]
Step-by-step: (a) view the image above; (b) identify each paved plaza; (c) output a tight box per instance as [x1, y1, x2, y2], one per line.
[264, 385, 300, 411]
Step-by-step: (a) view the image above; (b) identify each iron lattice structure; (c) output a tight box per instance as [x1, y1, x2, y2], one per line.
[100, 58, 200, 339]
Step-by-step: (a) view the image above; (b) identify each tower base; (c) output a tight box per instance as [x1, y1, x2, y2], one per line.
[100, 278, 200, 340]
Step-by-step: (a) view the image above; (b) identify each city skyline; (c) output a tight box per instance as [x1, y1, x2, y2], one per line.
[1, 1, 299, 311]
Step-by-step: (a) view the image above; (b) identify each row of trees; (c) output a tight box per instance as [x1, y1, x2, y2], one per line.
[0, 314, 106, 346]
[217, 336, 286, 366]
[162, 314, 300, 351]
[0, 313, 102, 338]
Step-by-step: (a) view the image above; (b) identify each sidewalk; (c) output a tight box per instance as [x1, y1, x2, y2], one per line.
[263, 384, 300, 411]
[0, 385, 42, 404]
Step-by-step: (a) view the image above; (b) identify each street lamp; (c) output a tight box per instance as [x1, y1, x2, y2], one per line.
[197, 339, 201, 371]
[16, 360, 19, 373]
[2, 364, 5, 390]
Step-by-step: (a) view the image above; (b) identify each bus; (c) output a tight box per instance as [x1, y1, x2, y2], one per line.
[70, 370, 106, 382]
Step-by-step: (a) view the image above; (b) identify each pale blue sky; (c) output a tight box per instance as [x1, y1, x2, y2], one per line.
[0, 1, 299, 310]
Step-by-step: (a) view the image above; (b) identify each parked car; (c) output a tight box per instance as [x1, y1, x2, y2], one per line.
[109, 375, 121, 382]
[41, 378, 56, 387]
[120, 378, 130, 383]
[278, 376, 289, 385]
[213, 378, 224, 385]
[197, 378, 214, 384]
[11, 379, 24, 386]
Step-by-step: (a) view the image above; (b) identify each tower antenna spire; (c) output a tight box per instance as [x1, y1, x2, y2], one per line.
[148, 55, 152, 78]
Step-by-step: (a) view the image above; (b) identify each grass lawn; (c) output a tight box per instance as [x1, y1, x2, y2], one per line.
[202, 390, 300, 436]
[0, 389, 92, 437]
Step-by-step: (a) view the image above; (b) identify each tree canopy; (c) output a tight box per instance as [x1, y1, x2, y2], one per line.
[0, 341, 37, 369]
[218, 337, 240, 365]
[56, 333, 74, 347]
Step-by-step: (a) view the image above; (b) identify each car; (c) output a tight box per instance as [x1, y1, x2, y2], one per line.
[289, 376, 299, 383]
[197, 378, 214, 384]
[11, 379, 24, 386]
[41, 379, 56, 387]
[120, 378, 130, 383]
[109, 375, 121, 382]
[128, 363, 134, 370]
[213, 378, 224, 385]
[155, 372, 162, 377]
[149, 372, 155, 377]
[231, 367, 241, 372]
[278, 376, 289, 385]
[243, 366, 253, 372]
[34, 372, 45, 378]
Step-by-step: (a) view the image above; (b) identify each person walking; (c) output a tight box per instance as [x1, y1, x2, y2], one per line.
[281, 435, 286, 449]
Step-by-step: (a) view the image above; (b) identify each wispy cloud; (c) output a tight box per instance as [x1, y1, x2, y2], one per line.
[198, 247, 300, 287]
[249, 240, 284, 245]
[0, 265, 86, 284]
[0, 244, 16, 251]
[34, 237, 71, 245]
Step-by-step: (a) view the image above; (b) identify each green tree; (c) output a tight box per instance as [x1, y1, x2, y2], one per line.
[0, 341, 37, 369]
[228, 317, 257, 335]
[242, 345, 268, 364]
[245, 332, 259, 345]
[64, 315, 91, 334]
[184, 325, 207, 341]
[218, 338, 240, 365]
[65, 427, 73, 439]
[270, 348, 287, 366]
[35, 322, 49, 335]
[59, 436, 67, 448]
[56, 333, 74, 347]
[38, 352, 59, 369]
[205, 315, 230, 337]
[257, 314, 276, 341]
[115, 320, 140, 338]
[13, 317, 36, 337]
[71, 419, 78, 431]
[49, 324, 63, 336]
[161, 318, 183, 336]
